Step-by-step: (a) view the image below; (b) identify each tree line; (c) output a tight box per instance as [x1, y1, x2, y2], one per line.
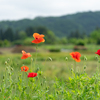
[0, 25, 100, 47]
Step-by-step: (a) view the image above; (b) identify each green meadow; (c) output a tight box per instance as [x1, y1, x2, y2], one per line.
[0, 44, 100, 99]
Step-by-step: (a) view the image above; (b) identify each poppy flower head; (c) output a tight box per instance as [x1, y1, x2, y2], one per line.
[27, 72, 37, 78]
[31, 33, 45, 44]
[70, 52, 81, 62]
[21, 50, 31, 59]
[95, 49, 100, 56]
[21, 66, 29, 72]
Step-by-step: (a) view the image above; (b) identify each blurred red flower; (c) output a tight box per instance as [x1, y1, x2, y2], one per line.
[21, 50, 31, 59]
[21, 66, 29, 72]
[27, 72, 37, 78]
[95, 49, 100, 56]
[31, 33, 45, 44]
[70, 52, 81, 62]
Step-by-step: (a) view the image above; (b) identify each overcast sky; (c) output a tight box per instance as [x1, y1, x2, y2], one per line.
[0, 0, 100, 21]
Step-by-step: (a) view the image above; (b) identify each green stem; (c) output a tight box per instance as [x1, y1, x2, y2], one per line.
[74, 60, 76, 75]
[31, 57, 33, 72]
[34, 44, 38, 72]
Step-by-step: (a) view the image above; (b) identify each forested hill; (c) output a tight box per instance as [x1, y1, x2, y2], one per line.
[0, 11, 100, 37]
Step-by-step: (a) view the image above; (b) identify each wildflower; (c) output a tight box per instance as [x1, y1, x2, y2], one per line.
[27, 72, 37, 78]
[21, 50, 31, 59]
[70, 52, 81, 62]
[21, 66, 29, 72]
[31, 33, 45, 44]
[95, 49, 100, 56]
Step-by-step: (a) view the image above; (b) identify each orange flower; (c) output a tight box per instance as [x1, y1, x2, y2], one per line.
[21, 50, 31, 59]
[31, 33, 45, 44]
[70, 52, 81, 62]
[21, 66, 29, 72]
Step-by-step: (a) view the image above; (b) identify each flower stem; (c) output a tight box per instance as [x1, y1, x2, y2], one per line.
[34, 44, 38, 71]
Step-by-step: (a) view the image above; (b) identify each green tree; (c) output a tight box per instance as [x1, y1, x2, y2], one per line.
[3, 39, 11, 47]
[3, 27, 14, 41]
[18, 31, 27, 40]
[26, 27, 36, 36]
[0, 40, 3, 47]
[90, 29, 100, 44]
[45, 30, 57, 44]
[36, 26, 47, 35]
[0, 29, 3, 40]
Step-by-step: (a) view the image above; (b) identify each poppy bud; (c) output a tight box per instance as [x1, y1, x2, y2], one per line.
[5, 61, 7, 65]
[84, 65, 87, 69]
[41, 83, 43, 86]
[9, 72, 11, 76]
[31, 58, 33, 61]
[11, 67, 13, 71]
[65, 57, 68, 61]
[3, 76, 4, 79]
[84, 56, 87, 61]
[56, 91, 59, 94]
[95, 56, 98, 60]
[36, 67, 39, 72]
[7, 58, 10, 62]
[5, 67, 8, 70]
[71, 68, 73, 72]
[43, 76, 46, 79]
[48, 57, 52, 61]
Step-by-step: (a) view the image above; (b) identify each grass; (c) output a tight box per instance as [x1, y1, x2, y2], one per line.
[0, 44, 100, 99]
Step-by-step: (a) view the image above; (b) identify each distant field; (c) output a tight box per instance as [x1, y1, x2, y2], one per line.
[0, 44, 99, 80]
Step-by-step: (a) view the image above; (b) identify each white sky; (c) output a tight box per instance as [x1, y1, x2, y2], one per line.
[0, 0, 100, 21]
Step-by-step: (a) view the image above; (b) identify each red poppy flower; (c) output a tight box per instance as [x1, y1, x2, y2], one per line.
[27, 72, 37, 78]
[21, 66, 29, 72]
[95, 49, 100, 56]
[31, 33, 45, 44]
[21, 50, 31, 59]
[70, 52, 81, 62]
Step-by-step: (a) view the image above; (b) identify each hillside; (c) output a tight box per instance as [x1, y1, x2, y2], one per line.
[0, 11, 100, 37]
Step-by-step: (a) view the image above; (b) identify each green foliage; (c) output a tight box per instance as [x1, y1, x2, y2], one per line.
[0, 11, 100, 37]
[23, 37, 33, 45]
[57, 37, 68, 44]
[25, 27, 36, 36]
[90, 29, 100, 44]
[0, 40, 11, 47]
[45, 30, 57, 44]
[76, 39, 85, 46]
[0, 40, 3, 47]
[18, 31, 27, 40]
[49, 48, 60, 52]
[3, 39, 11, 47]
[68, 38, 77, 44]
[3, 27, 14, 41]
[13, 40, 23, 45]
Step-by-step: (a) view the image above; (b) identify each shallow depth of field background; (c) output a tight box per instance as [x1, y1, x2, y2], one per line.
[1, 0, 100, 99]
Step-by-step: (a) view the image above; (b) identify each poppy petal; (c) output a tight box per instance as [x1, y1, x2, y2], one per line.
[27, 72, 37, 78]
[70, 52, 81, 62]
[31, 38, 45, 44]
[33, 33, 40, 38]
[21, 66, 29, 72]
[21, 50, 31, 59]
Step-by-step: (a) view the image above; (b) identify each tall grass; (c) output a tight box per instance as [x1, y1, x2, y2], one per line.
[0, 42, 100, 99]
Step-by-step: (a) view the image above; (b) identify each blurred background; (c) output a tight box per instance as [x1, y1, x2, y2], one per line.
[0, 0, 100, 77]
